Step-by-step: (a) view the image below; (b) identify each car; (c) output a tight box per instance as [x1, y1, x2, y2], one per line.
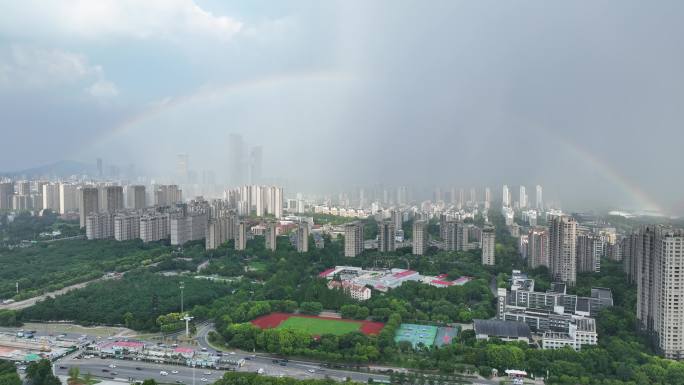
[102, 369, 109, 373]
[257, 368, 264, 374]
[203, 371, 212, 375]
[200, 378, 208, 382]
[279, 362, 286, 367]
[201, 347, 207, 351]
[171, 370, 179, 374]
[59, 366, 67, 369]
[272, 360, 278, 364]
[229, 352, 235, 355]
[109, 364, 117, 368]
[160, 371, 168, 376]
[58, 334, 66, 338]
[244, 357, 252, 361]
[175, 381, 184, 384]
[111, 372, 118, 375]
[135, 367, 142, 371]
[308, 369, 315, 373]
[18, 366, 27, 371]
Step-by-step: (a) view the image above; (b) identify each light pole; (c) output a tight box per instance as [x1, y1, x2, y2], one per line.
[180, 281, 185, 314]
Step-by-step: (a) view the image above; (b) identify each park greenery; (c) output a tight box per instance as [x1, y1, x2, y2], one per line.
[0, 211, 81, 245]
[0, 359, 21, 385]
[21, 271, 232, 330]
[214, 372, 361, 385]
[0, 238, 174, 300]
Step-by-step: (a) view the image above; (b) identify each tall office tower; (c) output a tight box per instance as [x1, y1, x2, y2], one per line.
[528, 227, 550, 268]
[249, 146, 263, 184]
[296, 221, 309, 253]
[458, 188, 465, 209]
[229, 134, 246, 185]
[42, 183, 60, 212]
[114, 213, 140, 241]
[577, 233, 600, 273]
[79, 187, 99, 228]
[634, 226, 684, 359]
[412, 220, 427, 256]
[484, 187, 491, 209]
[235, 221, 247, 251]
[96, 158, 103, 178]
[127, 185, 146, 209]
[445, 221, 468, 251]
[264, 221, 277, 251]
[255, 185, 265, 216]
[58, 183, 78, 214]
[139, 213, 170, 242]
[549, 214, 578, 286]
[378, 220, 396, 253]
[85, 213, 114, 240]
[470, 188, 476, 205]
[0, 182, 13, 210]
[15, 181, 30, 196]
[481, 226, 496, 265]
[177, 154, 189, 183]
[391, 209, 402, 231]
[519, 186, 527, 209]
[502, 185, 510, 207]
[102, 186, 124, 213]
[536, 185, 543, 210]
[344, 222, 364, 257]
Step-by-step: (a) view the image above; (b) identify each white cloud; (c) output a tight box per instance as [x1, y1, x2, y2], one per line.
[0, 45, 117, 99]
[0, 0, 243, 43]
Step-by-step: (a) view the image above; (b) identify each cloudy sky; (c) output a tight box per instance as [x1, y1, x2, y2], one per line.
[1, 0, 683, 214]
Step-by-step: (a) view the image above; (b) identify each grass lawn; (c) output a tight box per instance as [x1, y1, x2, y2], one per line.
[276, 317, 362, 336]
[248, 261, 268, 271]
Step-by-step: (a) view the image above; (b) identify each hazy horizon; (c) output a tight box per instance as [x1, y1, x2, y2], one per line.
[2, 1, 684, 215]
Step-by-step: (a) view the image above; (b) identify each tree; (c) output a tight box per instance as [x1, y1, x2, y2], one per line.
[26, 360, 61, 385]
[141, 380, 158, 385]
[67, 367, 79, 383]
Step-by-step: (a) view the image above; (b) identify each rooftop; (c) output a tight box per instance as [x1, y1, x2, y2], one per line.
[474, 319, 532, 339]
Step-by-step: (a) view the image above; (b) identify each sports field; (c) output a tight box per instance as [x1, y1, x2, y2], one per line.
[251, 312, 385, 336]
[394, 323, 438, 347]
[278, 316, 362, 335]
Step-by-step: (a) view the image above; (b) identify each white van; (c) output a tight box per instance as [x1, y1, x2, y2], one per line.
[160, 371, 168, 376]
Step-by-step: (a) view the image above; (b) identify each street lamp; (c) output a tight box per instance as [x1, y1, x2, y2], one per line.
[180, 281, 185, 315]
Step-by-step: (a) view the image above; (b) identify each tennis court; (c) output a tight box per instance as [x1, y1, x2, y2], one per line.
[394, 323, 438, 347]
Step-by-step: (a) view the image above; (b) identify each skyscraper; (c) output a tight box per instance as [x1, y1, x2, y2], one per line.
[536, 185, 543, 210]
[96, 158, 103, 178]
[528, 227, 549, 269]
[59, 183, 78, 214]
[249, 146, 263, 185]
[265, 221, 277, 251]
[177, 154, 189, 183]
[484, 187, 491, 209]
[634, 225, 684, 359]
[127, 185, 146, 209]
[502, 185, 510, 207]
[519, 186, 527, 209]
[296, 221, 309, 253]
[577, 233, 600, 273]
[344, 222, 364, 257]
[445, 221, 468, 251]
[0, 182, 13, 210]
[235, 221, 247, 251]
[378, 220, 396, 253]
[481, 226, 496, 265]
[549, 214, 578, 286]
[102, 186, 124, 213]
[412, 220, 427, 256]
[79, 187, 99, 228]
[42, 183, 60, 212]
[229, 134, 245, 185]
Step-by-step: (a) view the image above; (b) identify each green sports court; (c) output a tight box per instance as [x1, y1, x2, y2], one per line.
[394, 323, 438, 347]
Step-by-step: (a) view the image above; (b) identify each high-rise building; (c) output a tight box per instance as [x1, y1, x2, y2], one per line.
[519, 186, 527, 209]
[577, 233, 600, 273]
[549, 215, 578, 286]
[177, 154, 189, 182]
[0, 182, 13, 210]
[229, 134, 246, 185]
[344, 222, 364, 257]
[15, 181, 30, 196]
[42, 183, 60, 212]
[412, 220, 427, 256]
[235, 221, 247, 251]
[249, 146, 263, 184]
[484, 187, 491, 209]
[170, 212, 208, 246]
[265, 221, 277, 251]
[502, 185, 511, 207]
[445, 221, 468, 251]
[59, 183, 78, 214]
[12, 194, 31, 211]
[296, 221, 309, 253]
[634, 226, 684, 359]
[255, 185, 265, 216]
[96, 158, 103, 178]
[85, 212, 114, 240]
[536, 185, 543, 210]
[378, 220, 396, 253]
[391, 209, 402, 231]
[481, 226, 496, 265]
[114, 213, 140, 241]
[139, 213, 170, 242]
[154, 185, 182, 206]
[126, 185, 146, 209]
[528, 227, 550, 269]
[101, 186, 124, 213]
[79, 187, 99, 228]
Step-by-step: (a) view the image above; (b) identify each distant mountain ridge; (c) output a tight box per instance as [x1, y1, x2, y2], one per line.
[0, 160, 95, 178]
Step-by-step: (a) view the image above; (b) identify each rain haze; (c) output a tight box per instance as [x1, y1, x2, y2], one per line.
[1, 0, 683, 214]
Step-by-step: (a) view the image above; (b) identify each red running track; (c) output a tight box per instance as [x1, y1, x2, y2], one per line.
[250, 312, 385, 336]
